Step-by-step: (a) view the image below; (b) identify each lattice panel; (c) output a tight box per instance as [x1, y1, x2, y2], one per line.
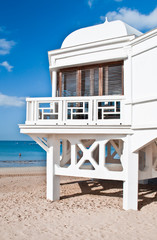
[66, 101, 89, 120]
[97, 101, 120, 120]
[77, 140, 99, 170]
[60, 138, 124, 172]
[38, 102, 59, 120]
[105, 140, 123, 171]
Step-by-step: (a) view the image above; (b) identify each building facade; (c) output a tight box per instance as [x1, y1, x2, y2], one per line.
[19, 20, 157, 210]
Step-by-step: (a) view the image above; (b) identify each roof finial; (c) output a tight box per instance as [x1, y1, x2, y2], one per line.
[105, 17, 108, 23]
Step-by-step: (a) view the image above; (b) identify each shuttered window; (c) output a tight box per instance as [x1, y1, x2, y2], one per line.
[103, 64, 122, 95]
[57, 61, 123, 97]
[61, 70, 77, 97]
[81, 68, 99, 96]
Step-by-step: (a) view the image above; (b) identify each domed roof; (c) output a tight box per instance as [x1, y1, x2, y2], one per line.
[61, 19, 142, 48]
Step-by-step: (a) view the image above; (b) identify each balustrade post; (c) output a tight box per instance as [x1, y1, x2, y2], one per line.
[34, 101, 38, 123]
[58, 100, 63, 123]
[63, 100, 66, 123]
[26, 100, 29, 122]
[93, 99, 97, 124]
[89, 99, 93, 124]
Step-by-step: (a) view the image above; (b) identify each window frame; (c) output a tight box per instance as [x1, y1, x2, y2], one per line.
[57, 61, 124, 97]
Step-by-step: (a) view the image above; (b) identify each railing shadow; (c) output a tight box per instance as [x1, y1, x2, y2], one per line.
[138, 180, 157, 210]
[60, 179, 123, 200]
[60, 179, 157, 210]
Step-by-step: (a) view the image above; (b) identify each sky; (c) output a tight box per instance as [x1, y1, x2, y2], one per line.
[0, 0, 157, 140]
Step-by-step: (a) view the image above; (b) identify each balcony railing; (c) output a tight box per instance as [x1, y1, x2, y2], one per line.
[26, 96, 129, 126]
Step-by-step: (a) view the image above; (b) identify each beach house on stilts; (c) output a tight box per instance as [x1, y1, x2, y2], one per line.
[19, 19, 157, 210]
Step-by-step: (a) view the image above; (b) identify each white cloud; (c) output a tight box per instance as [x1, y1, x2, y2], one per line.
[88, 0, 94, 8]
[101, 7, 157, 31]
[0, 61, 14, 72]
[0, 93, 25, 107]
[0, 38, 16, 55]
[87, 0, 123, 7]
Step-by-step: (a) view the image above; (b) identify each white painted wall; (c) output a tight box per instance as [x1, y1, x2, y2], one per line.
[61, 20, 141, 48]
[131, 36, 157, 128]
[132, 47, 157, 99]
[49, 36, 134, 70]
[132, 101, 157, 128]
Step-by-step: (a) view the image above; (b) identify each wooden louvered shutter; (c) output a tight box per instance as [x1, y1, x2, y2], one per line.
[61, 70, 77, 97]
[81, 68, 99, 96]
[57, 62, 123, 97]
[103, 64, 123, 95]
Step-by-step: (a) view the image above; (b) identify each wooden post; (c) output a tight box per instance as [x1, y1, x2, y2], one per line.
[99, 67, 103, 96]
[105, 66, 108, 95]
[90, 69, 94, 96]
[78, 69, 81, 96]
[59, 72, 62, 97]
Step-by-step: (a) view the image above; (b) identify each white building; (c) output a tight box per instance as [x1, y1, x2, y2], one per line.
[19, 19, 157, 210]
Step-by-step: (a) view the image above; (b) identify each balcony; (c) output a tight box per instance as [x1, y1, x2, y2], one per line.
[25, 96, 130, 126]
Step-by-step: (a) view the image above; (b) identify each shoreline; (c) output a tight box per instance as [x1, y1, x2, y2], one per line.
[0, 166, 46, 176]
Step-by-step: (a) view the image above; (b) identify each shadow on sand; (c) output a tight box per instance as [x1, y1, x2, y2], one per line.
[60, 178, 157, 210]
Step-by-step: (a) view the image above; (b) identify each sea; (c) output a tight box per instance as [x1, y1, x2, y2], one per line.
[0, 141, 46, 168]
[0, 141, 119, 168]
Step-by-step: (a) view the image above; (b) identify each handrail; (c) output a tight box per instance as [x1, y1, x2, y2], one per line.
[26, 95, 125, 102]
[25, 96, 127, 125]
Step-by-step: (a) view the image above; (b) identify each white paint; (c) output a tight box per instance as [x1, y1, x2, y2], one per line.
[24, 96, 126, 126]
[123, 136, 139, 210]
[19, 20, 157, 210]
[61, 20, 142, 48]
[46, 136, 60, 201]
[52, 71, 57, 97]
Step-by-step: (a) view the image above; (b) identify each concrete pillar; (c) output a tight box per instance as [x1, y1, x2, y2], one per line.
[46, 136, 60, 201]
[123, 136, 139, 210]
[52, 71, 57, 97]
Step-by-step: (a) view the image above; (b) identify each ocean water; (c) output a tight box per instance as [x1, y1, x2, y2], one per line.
[0, 141, 46, 168]
[0, 141, 119, 168]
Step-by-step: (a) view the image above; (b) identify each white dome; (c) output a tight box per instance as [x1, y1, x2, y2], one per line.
[61, 20, 142, 48]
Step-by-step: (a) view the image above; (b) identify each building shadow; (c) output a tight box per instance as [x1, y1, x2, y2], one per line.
[60, 179, 123, 200]
[60, 178, 157, 210]
[138, 181, 157, 210]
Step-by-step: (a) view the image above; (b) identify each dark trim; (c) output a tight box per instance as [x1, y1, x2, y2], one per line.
[78, 69, 81, 96]
[59, 60, 123, 72]
[99, 67, 103, 96]
[59, 72, 62, 97]
[121, 64, 124, 95]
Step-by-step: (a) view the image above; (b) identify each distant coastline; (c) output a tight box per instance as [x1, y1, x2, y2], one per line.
[0, 166, 46, 176]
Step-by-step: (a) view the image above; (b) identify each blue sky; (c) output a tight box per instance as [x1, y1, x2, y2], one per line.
[0, 0, 157, 140]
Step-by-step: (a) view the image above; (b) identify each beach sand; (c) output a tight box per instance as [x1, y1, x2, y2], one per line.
[0, 167, 157, 240]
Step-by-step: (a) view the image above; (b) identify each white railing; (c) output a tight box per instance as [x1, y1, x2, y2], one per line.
[26, 96, 129, 125]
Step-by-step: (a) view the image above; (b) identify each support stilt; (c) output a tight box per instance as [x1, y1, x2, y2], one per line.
[46, 136, 60, 201]
[123, 136, 139, 210]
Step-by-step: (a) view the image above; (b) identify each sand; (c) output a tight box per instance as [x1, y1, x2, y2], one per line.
[0, 167, 157, 240]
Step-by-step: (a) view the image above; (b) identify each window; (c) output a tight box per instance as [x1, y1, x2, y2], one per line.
[103, 64, 123, 95]
[61, 70, 77, 97]
[81, 68, 99, 96]
[57, 61, 123, 97]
